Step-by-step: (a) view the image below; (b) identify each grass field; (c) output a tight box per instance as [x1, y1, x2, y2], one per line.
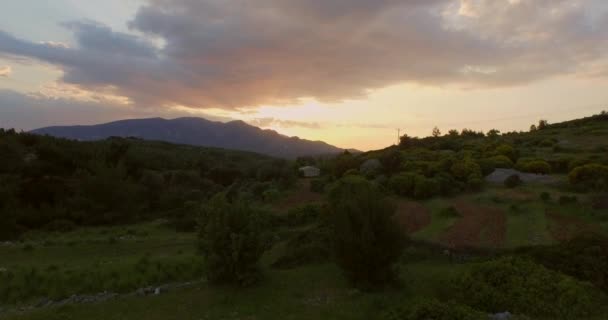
[1, 219, 473, 320]
[2, 179, 607, 319]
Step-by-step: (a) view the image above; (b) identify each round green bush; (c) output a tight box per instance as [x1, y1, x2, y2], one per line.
[454, 257, 602, 319]
[504, 174, 522, 188]
[388, 173, 419, 197]
[569, 164, 608, 191]
[488, 155, 514, 169]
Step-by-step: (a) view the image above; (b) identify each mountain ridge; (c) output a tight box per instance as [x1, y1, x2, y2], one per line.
[31, 117, 354, 158]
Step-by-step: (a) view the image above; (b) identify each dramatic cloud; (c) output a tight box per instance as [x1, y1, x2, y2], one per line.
[0, 0, 607, 110]
[0, 65, 11, 77]
[250, 117, 322, 129]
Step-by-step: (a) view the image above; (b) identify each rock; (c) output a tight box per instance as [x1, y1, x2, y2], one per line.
[154, 287, 161, 295]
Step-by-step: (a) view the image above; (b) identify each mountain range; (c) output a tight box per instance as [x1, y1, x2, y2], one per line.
[31, 117, 350, 158]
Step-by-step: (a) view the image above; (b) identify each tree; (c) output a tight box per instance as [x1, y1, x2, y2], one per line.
[538, 119, 549, 130]
[328, 177, 406, 290]
[530, 124, 538, 132]
[487, 129, 500, 138]
[432, 126, 441, 138]
[198, 195, 268, 286]
[448, 129, 460, 137]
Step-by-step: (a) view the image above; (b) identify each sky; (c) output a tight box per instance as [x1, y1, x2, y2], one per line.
[1, 0, 608, 151]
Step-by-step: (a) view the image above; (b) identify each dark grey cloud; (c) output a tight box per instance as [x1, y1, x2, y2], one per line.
[0, 0, 607, 111]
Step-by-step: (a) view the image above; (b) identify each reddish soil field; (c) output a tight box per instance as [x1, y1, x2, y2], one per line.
[499, 189, 536, 201]
[393, 200, 432, 234]
[439, 200, 507, 248]
[274, 179, 324, 213]
[546, 210, 597, 242]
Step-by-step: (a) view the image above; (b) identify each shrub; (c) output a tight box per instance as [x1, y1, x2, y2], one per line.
[413, 176, 441, 199]
[569, 164, 608, 191]
[495, 144, 517, 161]
[310, 178, 328, 194]
[388, 173, 418, 197]
[466, 174, 484, 191]
[516, 159, 551, 174]
[454, 257, 601, 319]
[559, 195, 578, 205]
[504, 174, 522, 188]
[487, 155, 514, 169]
[272, 225, 330, 269]
[282, 204, 322, 227]
[198, 195, 269, 286]
[524, 235, 608, 293]
[384, 299, 486, 320]
[477, 158, 495, 176]
[540, 192, 551, 202]
[451, 160, 482, 181]
[328, 176, 406, 290]
[524, 160, 551, 174]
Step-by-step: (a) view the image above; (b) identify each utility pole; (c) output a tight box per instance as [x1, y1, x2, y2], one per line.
[396, 128, 401, 145]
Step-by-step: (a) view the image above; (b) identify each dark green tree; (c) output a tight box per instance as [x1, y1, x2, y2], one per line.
[198, 195, 268, 286]
[328, 176, 406, 290]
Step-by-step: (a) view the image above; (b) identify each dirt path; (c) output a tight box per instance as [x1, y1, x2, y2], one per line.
[273, 179, 324, 213]
[439, 200, 507, 249]
[393, 200, 432, 234]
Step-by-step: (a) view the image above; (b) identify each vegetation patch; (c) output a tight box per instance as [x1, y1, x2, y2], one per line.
[393, 200, 432, 234]
[439, 201, 506, 248]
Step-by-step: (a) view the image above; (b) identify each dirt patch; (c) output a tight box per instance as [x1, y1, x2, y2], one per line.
[439, 200, 506, 249]
[393, 200, 431, 234]
[274, 179, 323, 213]
[498, 189, 536, 201]
[546, 211, 597, 242]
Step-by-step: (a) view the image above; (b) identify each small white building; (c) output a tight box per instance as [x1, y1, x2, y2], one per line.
[299, 166, 321, 178]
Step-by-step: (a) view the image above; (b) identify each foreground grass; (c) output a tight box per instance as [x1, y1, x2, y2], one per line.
[5, 259, 468, 320]
[0, 221, 202, 307]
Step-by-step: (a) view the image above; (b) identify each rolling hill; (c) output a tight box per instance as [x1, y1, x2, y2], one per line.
[31, 117, 348, 158]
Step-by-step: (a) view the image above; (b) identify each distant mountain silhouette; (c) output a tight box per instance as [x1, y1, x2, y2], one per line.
[31, 117, 351, 158]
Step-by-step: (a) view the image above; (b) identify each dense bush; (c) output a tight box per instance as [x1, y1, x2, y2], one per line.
[450, 160, 482, 181]
[569, 164, 608, 191]
[310, 177, 329, 193]
[328, 176, 406, 290]
[197, 195, 269, 286]
[389, 173, 442, 199]
[540, 192, 551, 202]
[504, 174, 522, 188]
[454, 257, 602, 319]
[389, 173, 418, 197]
[559, 195, 578, 205]
[0, 131, 294, 238]
[523, 235, 608, 293]
[495, 144, 517, 161]
[384, 299, 487, 320]
[413, 176, 441, 199]
[487, 155, 514, 169]
[516, 159, 551, 174]
[271, 225, 330, 269]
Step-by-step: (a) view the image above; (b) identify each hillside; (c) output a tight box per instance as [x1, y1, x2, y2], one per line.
[31, 117, 347, 159]
[3, 113, 608, 320]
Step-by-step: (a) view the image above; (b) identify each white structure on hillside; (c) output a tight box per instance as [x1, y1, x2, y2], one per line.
[299, 166, 321, 178]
